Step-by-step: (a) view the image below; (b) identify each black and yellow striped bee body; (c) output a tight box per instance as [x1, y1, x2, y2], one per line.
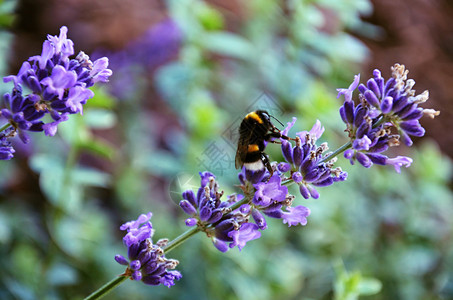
[235, 110, 291, 175]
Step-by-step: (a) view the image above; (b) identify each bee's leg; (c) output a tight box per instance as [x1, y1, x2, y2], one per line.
[264, 132, 293, 144]
[261, 152, 273, 177]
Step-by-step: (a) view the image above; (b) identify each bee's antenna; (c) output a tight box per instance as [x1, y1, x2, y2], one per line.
[270, 115, 284, 127]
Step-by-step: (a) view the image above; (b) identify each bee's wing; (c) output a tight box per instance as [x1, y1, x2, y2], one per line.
[235, 125, 256, 169]
[235, 136, 248, 169]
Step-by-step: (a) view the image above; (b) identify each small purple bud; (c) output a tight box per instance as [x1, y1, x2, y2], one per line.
[400, 120, 425, 137]
[239, 204, 250, 214]
[308, 185, 319, 199]
[207, 210, 223, 224]
[114, 255, 129, 266]
[356, 152, 372, 168]
[182, 190, 197, 208]
[358, 83, 367, 94]
[131, 270, 142, 281]
[252, 209, 267, 230]
[400, 130, 413, 147]
[367, 153, 387, 165]
[313, 177, 334, 187]
[380, 96, 393, 114]
[398, 103, 417, 119]
[339, 106, 348, 124]
[179, 200, 197, 216]
[212, 238, 229, 252]
[199, 206, 212, 222]
[292, 172, 303, 183]
[353, 106, 368, 128]
[293, 145, 303, 167]
[343, 100, 355, 124]
[130, 260, 141, 271]
[185, 218, 197, 226]
[367, 78, 381, 99]
[142, 275, 161, 285]
[299, 184, 310, 199]
[402, 108, 424, 121]
[304, 169, 321, 182]
[281, 140, 293, 164]
[355, 123, 371, 139]
[277, 162, 291, 173]
[392, 95, 409, 113]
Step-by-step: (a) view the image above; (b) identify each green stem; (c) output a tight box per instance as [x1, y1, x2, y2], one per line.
[319, 141, 352, 164]
[0, 123, 12, 132]
[163, 226, 202, 254]
[84, 275, 128, 300]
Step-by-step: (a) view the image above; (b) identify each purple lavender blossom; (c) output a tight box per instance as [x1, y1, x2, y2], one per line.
[179, 172, 258, 252]
[0, 26, 112, 159]
[115, 212, 182, 287]
[337, 64, 439, 171]
[280, 119, 348, 199]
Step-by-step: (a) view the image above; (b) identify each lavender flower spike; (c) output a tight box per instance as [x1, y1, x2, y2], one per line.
[338, 64, 439, 172]
[0, 26, 112, 159]
[115, 212, 182, 287]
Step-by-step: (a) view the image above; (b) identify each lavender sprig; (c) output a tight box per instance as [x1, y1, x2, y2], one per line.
[95, 64, 438, 299]
[337, 64, 439, 172]
[0, 26, 113, 159]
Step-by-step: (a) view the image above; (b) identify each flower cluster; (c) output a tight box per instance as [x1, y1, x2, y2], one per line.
[114, 212, 182, 287]
[179, 118, 347, 252]
[279, 119, 348, 199]
[180, 171, 259, 252]
[337, 64, 439, 172]
[0, 26, 112, 159]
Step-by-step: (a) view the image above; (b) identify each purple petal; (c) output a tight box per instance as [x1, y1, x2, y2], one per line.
[337, 74, 360, 102]
[91, 57, 113, 83]
[352, 136, 372, 151]
[228, 223, 261, 251]
[386, 156, 413, 173]
[282, 205, 311, 227]
[281, 117, 297, 136]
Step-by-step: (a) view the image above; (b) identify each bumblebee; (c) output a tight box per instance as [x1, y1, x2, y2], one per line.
[235, 110, 291, 175]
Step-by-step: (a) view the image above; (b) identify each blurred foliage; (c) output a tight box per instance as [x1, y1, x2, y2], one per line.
[1, 0, 452, 300]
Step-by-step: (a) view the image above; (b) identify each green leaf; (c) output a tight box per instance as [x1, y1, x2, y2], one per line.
[85, 86, 116, 109]
[201, 32, 255, 60]
[78, 138, 115, 159]
[83, 109, 117, 129]
[71, 167, 111, 188]
[357, 277, 382, 295]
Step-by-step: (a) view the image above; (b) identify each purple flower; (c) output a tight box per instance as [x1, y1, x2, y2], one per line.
[253, 175, 288, 207]
[337, 64, 438, 171]
[0, 26, 112, 160]
[115, 212, 182, 287]
[386, 156, 413, 173]
[280, 119, 347, 199]
[179, 172, 225, 226]
[336, 74, 360, 102]
[282, 206, 311, 227]
[228, 223, 261, 251]
[0, 130, 15, 160]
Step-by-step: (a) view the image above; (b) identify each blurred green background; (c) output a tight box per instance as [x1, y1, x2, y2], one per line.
[0, 0, 452, 299]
